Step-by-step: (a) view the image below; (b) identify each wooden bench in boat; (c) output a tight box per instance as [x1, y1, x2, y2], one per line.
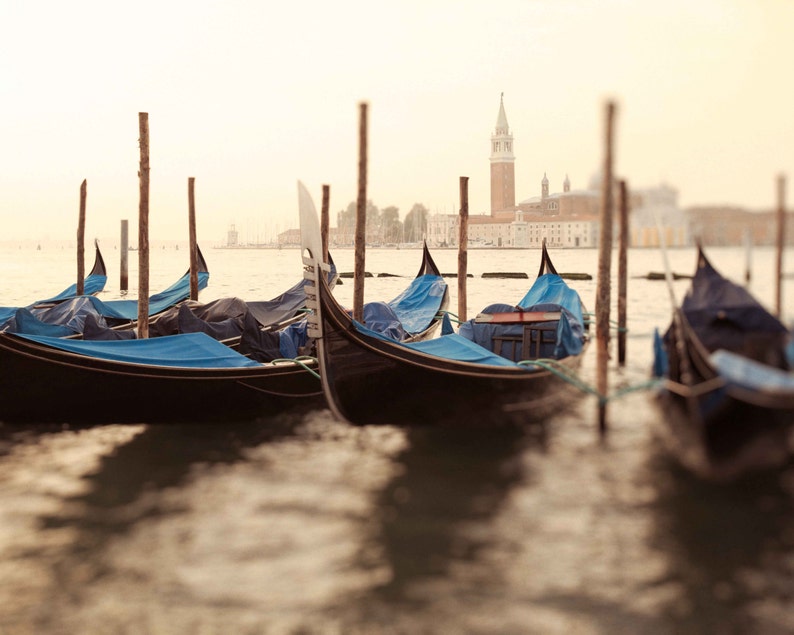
[474, 311, 560, 360]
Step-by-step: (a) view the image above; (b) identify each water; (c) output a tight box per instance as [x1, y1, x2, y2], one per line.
[1, 244, 793, 634]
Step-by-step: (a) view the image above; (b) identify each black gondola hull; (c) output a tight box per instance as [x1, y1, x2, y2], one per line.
[655, 246, 794, 479]
[318, 275, 587, 427]
[0, 333, 323, 424]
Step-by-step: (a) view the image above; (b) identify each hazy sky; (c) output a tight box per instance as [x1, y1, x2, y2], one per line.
[2, 0, 792, 245]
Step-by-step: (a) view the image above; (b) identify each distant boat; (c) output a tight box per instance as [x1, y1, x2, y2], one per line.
[653, 244, 794, 480]
[0, 241, 108, 330]
[4, 247, 210, 336]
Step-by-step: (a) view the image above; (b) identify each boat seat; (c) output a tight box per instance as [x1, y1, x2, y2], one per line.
[491, 322, 558, 361]
[492, 333, 524, 360]
[522, 322, 558, 359]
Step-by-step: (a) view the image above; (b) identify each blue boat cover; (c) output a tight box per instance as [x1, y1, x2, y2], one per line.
[388, 274, 446, 335]
[351, 318, 529, 368]
[6, 297, 122, 335]
[277, 319, 311, 358]
[787, 336, 794, 368]
[457, 273, 586, 361]
[1, 271, 211, 334]
[652, 328, 668, 378]
[96, 270, 210, 319]
[362, 301, 406, 341]
[518, 273, 584, 325]
[348, 268, 582, 366]
[39, 271, 108, 304]
[711, 349, 794, 393]
[405, 333, 529, 368]
[15, 331, 261, 368]
[12, 308, 78, 337]
[682, 258, 786, 336]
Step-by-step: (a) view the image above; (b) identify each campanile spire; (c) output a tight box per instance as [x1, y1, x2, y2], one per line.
[490, 93, 516, 214]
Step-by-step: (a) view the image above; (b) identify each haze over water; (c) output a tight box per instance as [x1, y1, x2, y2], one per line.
[0, 245, 792, 634]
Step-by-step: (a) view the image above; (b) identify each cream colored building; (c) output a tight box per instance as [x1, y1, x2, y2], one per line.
[427, 95, 690, 248]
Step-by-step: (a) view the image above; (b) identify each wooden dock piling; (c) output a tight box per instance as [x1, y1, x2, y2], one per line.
[617, 179, 628, 365]
[188, 177, 199, 301]
[137, 112, 150, 338]
[321, 184, 330, 264]
[596, 101, 616, 433]
[458, 176, 469, 323]
[353, 102, 368, 323]
[120, 220, 129, 293]
[77, 179, 87, 295]
[775, 173, 786, 318]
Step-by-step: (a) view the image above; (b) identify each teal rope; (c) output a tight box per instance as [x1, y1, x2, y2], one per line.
[268, 356, 321, 380]
[582, 313, 628, 333]
[517, 358, 662, 405]
[438, 310, 462, 324]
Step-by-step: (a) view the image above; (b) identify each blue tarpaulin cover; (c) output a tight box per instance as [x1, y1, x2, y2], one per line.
[97, 270, 210, 319]
[361, 302, 406, 341]
[351, 319, 529, 368]
[518, 273, 584, 325]
[1, 271, 210, 333]
[457, 274, 585, 361]
[14, 331, 261, 368]
[681, 257, 786, 336]
[711, 349, 794, 392]
[405, 333, 529, 368]
[38, 271, 108, 304]
[388, 274, 446, 335]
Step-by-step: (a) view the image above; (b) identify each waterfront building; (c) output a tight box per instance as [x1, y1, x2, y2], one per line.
[427, 95, 690, 248]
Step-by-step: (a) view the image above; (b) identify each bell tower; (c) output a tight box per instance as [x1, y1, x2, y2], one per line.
[490, 93, 515, 214]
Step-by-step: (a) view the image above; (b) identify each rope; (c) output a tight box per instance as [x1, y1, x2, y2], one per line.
[517, 357, 663, 405]
[267, 355, 321, 380]
[582, 313, 628, 333]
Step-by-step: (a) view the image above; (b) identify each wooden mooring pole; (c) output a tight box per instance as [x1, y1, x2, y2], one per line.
[137, 112, 150, 338]
[596, 101, 616, 433]
[458, 176, 469, 323]
[120, 220, 129, 293]
[775, 173, 786, 318]
[76, 179, 87, 295]
[353, 102, 368, 323]
[617, 179, 628, 366]
[188, 177, 199, 301]
[321, 184, 330, 264]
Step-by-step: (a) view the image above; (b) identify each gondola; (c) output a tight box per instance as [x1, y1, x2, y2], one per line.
[298, 180, 589, 427]
[653, 245, 794, 480]
[3, 246, 211, 337]
[349, 241, 449, 344]
[0, 240, 108, 328]
[0, 329, 323, 423]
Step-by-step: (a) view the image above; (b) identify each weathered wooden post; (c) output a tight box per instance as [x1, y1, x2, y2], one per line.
[617, 179, 628, 365]
[353, 101, 368, 323]
[775, 173, 786, 318]
[120, 220, 129, 293]
[188, 177, 199, 301]
[458, 176, 469, 323]
[137, 112, 150, 338]
[77, 179, 87, 295]
[596, 101, 616, 433]
[321, 183, 330, 264]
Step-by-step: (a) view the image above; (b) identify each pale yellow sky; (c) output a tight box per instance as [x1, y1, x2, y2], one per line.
[1, 0, 792, 245]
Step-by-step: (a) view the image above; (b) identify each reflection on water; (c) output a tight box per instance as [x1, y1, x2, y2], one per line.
[355, 426, 536, 616]
[0, 246, 792, 633]
[647, 450, 794, 634]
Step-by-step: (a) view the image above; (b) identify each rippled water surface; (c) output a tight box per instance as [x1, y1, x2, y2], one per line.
[1, 244, 793, 634]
